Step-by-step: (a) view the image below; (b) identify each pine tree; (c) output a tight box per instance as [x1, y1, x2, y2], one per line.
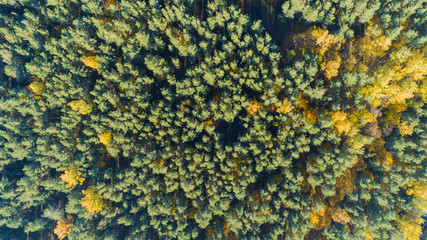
[0, 0, 425, 239]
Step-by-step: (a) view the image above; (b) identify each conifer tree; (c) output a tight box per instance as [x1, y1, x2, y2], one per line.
[0, 0, 425, 239]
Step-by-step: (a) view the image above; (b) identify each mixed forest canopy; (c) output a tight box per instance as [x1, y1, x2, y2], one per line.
[0, 0, 426, 239]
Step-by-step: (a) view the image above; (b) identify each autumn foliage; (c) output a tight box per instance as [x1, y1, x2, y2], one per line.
[67, 100, 92, 115]
[81, 186, 106, 213]
[0, 0, 425, 239]
[82, 56, 101, 73]
[60, 165, 85, 189]
[54, 215, 74, 240]
[98, 132, 113, 145]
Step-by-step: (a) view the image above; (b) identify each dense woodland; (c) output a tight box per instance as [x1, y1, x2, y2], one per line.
[0, 0, 426, 239]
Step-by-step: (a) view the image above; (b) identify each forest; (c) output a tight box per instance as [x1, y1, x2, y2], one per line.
[0, 0, 426, 239]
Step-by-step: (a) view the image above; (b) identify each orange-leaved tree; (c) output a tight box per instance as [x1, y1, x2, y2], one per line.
[54, 215, 74, 240]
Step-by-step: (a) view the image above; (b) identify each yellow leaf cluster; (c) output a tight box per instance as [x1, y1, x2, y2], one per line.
[60, 165, 85, 189]
[304, 108, 318, 124]
[364, 80, 416, 109]
[203, 119, 215, 126]
[81, 186, 106, 213]
[205, 225, 214, 240]
[388, 103, 407, 114]
[420, 80, 427, 102]
[180, 99, 192, 113]
[399, 182, 427, 240]
[331, 110, 371, 137]
[68, 100, 92, 115]
[399, 121, 414, 137]
[384, 153, 394, 166]
[335, 121, 351, 136]
[401, 53, 427, 81]
[357, 109, 376, 124]
[54, 215, 74, 240]
[346, 134, 368, 150]
[320, 56, 341, 79]
[296, 92, 318, 124]
[178, 30, 185, 45]
[310, 206, 332, 230]
[331, 111, 351, 135]
[297, 91, 308, 109]
[353, 28, 392, 61]
[104, 0, 116, 9]
[362, 50, 426, 108]
[99, 132, 112, 145]
[223, 220, 231, 238]
[406, 183, 427, 213]
[384, 109, 401, 126]
[246, 100, 263, 116]
[276, 98, 294, 114]
[341, 22, 393, 72]
[332, 208, 351, 223]
[82, 56, 101, 73]
[314, 29, 337, 55]
[203, 119, 217, 132]
[331, 111, 346, 122]
[290, 26, 342, 59]
[306, 27, 343, 79]
[27, 81, 46, 95]
[364, 228, 375, 240]
[369, 35, 392, 57]
[397, 215, 424, 240]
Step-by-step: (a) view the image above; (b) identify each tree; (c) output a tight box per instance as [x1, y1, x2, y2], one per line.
[281, 0, 425, 42]
[54, 215, 74, 240]
[67, 100, 92, 115]
[60, 165, 85, 189]
[81, 186, 106, 214]
[0, 0, 425, 239]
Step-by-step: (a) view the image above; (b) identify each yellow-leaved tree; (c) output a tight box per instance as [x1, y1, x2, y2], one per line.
[332, 208, 351, 224]
[310, 206, 332, 230]
[81, 186, 107, 213]
[330, 109, 376, 150]
[297, 92, 318, 124]
[397, 214, 425, 240]
[361, 47, 426, 109]
[291, 27, 343, 79]
[314, 28, 338, 55]
[320, 55, 342, 80]
[54, 215, 74, 240]
[276, 98, 294, 114]
[396, 183, 427, 240]
[311, 27, 343, 79]
[82, 56, 101, 73]
[27, 81, 46, 95]
[60, 165, 85, 189]
[68, 100, 92, 115]
[27, 75, 46, 95]
[246, 100, 263, 116]
[399, 121, 414, 137]
[353, 23, 392, 64]
[99, 132, 113, 145]
[407, 183, 427, 214]
[330, 111, 352, 136]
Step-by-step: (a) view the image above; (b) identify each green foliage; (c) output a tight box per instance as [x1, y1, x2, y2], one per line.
[281, 0, 426, 43]
[0, 0, 425, 239]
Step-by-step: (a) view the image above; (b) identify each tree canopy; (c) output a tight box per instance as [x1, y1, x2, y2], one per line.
[0, 0, 425, 239]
